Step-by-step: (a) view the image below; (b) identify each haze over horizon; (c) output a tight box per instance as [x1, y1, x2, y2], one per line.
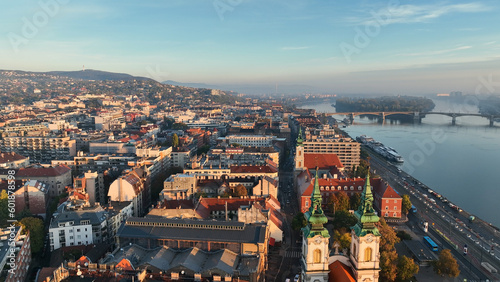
[2, 0, 500, 94]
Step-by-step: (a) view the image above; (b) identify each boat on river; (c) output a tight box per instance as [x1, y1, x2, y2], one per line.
[356, 135, 404, 163]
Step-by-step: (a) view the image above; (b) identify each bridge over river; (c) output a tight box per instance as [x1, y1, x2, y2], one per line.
[324, 111, 500, 126]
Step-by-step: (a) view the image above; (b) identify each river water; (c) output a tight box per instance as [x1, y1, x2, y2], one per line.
[299, 99, 500, 227]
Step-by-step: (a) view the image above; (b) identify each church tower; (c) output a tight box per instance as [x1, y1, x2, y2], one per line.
[295, 127, 305, 173]
[350, 172, 381, 282]
[301, 169, 330, 282]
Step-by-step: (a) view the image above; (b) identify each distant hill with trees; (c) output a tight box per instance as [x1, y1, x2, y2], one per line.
[335, 96, 435, 112]
[47, 69, 150, 81]
[479, 96, 500, 115]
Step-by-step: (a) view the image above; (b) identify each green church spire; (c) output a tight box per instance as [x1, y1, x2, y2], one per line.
[297, 127, 304, 146]
[302, 169, 330, 238]
[352, 171, 380, 237]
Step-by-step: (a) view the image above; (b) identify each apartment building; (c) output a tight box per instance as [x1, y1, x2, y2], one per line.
[302, 138, 360, 170]
[0, 134, 76, 163]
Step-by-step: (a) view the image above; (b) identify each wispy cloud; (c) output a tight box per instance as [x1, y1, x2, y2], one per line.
[281, 46, 311, 51]
[352, 3, 490, 26]
[457, 27, 482, 31]
[400, 46, 472, 57]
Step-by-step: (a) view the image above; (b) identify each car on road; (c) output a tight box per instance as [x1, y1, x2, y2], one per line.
[294, 274, 300, 282]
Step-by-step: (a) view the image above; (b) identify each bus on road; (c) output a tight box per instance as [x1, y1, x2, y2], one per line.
[423, 236, 439, 252]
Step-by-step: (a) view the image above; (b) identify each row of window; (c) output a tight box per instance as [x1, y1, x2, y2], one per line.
[319, 186, 362, 191]
[128, 221, 244, 230]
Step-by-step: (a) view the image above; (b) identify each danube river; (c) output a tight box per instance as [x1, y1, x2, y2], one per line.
[300, 99, 500, 228]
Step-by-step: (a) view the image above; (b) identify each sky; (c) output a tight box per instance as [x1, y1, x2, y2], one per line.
[1, 0, 500, 94]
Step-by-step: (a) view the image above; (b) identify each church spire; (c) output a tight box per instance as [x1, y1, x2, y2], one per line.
[302, 168, 329, 238]
[352, 170, 380, 237]
[297, 127, 304, 146]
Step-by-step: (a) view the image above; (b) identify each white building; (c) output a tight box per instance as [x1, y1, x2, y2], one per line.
[49, 204, 108, 251]
[222, 135, 276, 147]
[107, 168, 146, 217]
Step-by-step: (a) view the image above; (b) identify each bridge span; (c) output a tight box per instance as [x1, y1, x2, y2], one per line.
[324, 111, 500, 126]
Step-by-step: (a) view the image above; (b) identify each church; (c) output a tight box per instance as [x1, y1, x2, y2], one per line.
[300, 169, 381, 282]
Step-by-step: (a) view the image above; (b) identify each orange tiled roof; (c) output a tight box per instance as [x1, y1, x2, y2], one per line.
[304, 153, 344, 169]
[328, 260, 355, 282]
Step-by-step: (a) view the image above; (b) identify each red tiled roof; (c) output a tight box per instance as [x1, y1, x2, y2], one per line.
[328, 260, 355, 282]
[230, 165, 277, 174]
[301, 177, 386, 198]
[16, 164, 71, 178]
[116, 258, 134, 271]
[384, 185, 400, 198]
[0, 151, 27, 163]
[304, 153, 344, 169]
[269, 209, 283, 230]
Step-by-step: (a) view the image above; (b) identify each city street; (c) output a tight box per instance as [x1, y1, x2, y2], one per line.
[268, 150, 302, 282]
[367, 147, 500, 281]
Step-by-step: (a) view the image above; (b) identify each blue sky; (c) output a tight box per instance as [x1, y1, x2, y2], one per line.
[1, 0, 500, 94]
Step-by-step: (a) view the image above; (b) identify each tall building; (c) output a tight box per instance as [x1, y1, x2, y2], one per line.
[302, 138, 360, 170]
[350, 173, 381, 282]
[73, 171, 105, 206]
[301, 170, 331, 282]
[0, 134, 76, 163]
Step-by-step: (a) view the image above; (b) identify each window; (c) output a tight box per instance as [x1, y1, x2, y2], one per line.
[313, 249, 322, 263]
[305, 201, 308, 207]
[386, 199, 389, 203]
[352, 244, 357, 259]
[393, 212, 397, 217]
[385, 213, 388, 217]
[385, 206, 388, 210]
[394, 206, 397, 210]
[364, 248, 372, 262]
[394, 200, 397, 203]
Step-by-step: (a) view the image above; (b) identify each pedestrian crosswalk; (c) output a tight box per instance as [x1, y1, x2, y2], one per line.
[285, 251, 302, 258]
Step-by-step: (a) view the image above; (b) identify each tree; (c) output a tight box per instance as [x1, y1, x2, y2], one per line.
[292, 212, 307, 231]
[433, 249, 460, 278]
[172, 122, 188, 130]
[336, 191, 350, 212]
[233, 185, 248, 197]
[397, 255, 419, 281]
[396, 230, 412, 241]
[16, 217, 44, 254]
[172, 133, 179, 147]
[402, 194, 412, 215]
[380, 249, 398, 282]
[328, 192, 349, 213]
[350, 193, 361, 210]
[0, 190, 9, 228]
[333, 230, 351, 251]
[376, 218, 400, 252]
[332, 210, 358, 230]
[197, 144, 210, 155]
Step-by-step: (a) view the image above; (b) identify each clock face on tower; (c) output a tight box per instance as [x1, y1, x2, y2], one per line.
[314, 237, 322, 244]
[366, 235, 373, 243]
